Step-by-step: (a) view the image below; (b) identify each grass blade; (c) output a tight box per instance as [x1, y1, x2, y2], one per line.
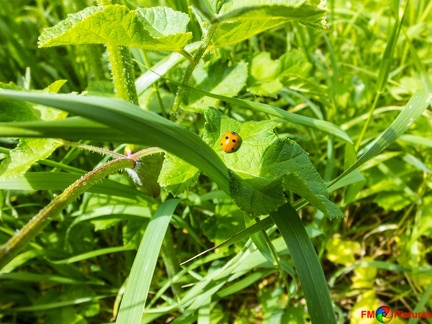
[116, 199, 180, 324]
[184, 84, 352, 143]
[330, 89, 432, 188]
[0, 89, 230, 193]
[270, 203, 336, 324]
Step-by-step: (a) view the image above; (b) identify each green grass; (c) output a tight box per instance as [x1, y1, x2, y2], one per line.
[0, 0, 431, 323]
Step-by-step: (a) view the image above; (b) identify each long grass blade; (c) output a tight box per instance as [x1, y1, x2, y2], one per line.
[183, 85, 353, 143]
[270, 203, 336, 324]
[0, 89, 230, 193]
[116, 199, 180, 324]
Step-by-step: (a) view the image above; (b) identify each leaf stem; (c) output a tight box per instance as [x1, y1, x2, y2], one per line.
[171, 25, 216, 118]
[61, 140, 126, 159]
[179, 49, 194, 62]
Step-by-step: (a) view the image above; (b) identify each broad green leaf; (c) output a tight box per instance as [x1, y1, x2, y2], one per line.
[158, 153, 200, 195]
[283, 173, 344, 219]
[210, 0, 327, 49]
[122, 219, 148, 249]
[373, 191, 416, 211]
[156, 106, 342, 218]
[247, 50, 326, 102]
[38, 5, 192, 52]
[203, 108, 281, 173]
[231, 174, 286, 216]
[260, 138, 344, 217]
[0, 138, 61, 180]
[247, 52, 283, 97]
[201, 201, 245, 247]
[205, 108, 343, 218]
[186, 60, 248, 109]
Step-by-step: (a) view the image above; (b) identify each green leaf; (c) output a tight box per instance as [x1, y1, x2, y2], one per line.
[0, 83, 67, 180]
[201, 203, 245, 247]
[0, 90, 230, 194]
[231, 174, 286, 216]
[247, 52, 284, 97]
[122, 219, 147, 249]
[247, 50, 324, 101]
[205, 108, 343, 218]
[186, 60, 248, 109]
[126, 152, 164, 198]
[210, 0, 327, 49]
[38, 5, 192, 52]
[0, 139, 61, 180]
[373, 191, 416, 211]
[0, 83, 40, 122]
[158, 153, 200, 196]
[260, 139, 344, 218]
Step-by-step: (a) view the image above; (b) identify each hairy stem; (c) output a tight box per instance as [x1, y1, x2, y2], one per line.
[107, 45, 139, 105]
[0, 158, 134, 269]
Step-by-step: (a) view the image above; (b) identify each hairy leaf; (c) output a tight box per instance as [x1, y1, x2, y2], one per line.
[39, 5, 192, 52]
[158, 153, 200, 195]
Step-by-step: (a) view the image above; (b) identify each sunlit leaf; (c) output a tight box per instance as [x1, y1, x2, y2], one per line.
[210, 0, 327, 48]
[39, 5, 192, 52]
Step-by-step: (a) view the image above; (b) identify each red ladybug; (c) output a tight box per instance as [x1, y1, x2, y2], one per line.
[220, 131, 241, 153]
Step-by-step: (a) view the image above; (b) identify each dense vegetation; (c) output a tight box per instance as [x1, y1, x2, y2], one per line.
[0, 0, 431, 323]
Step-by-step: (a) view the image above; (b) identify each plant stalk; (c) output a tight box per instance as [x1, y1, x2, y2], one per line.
[0, 157, 134, 269]
[107, 44, 139, 105]
[171, 25, 217, 118]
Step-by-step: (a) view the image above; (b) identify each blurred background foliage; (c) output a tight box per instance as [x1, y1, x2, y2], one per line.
[0, 0, 431, 323]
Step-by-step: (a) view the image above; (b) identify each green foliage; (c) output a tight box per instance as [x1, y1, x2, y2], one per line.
[0, 0, 431, 323]
[186, 59, 248, 109]
[210, 0, 327, 48]
[0, 82, 67, 180]
[39, 5, 192, 51]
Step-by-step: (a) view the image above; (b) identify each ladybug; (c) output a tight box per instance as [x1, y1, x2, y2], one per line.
[220, 131, 241, 153]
